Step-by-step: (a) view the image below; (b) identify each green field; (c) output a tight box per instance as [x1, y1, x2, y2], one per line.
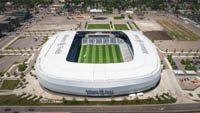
[114, 24, 129, 30]
[78, 45, 123, 63]
[87, 24, 111, 29]
[0, 79, 20, 90]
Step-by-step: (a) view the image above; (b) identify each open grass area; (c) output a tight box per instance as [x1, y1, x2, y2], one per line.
[157, 20, 200, 40]
[114, 24, 129, 30]
[87, 24, 111, 29]
[0, 94, 40, 105]
[0, 93, 176, 105]
[0, 79, 20, 90]
[78, 44, 123, 63]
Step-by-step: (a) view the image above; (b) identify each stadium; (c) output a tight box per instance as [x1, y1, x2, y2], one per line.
[35, 30, 161, 96]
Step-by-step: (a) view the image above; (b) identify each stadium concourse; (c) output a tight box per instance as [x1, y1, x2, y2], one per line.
[35, 30, 161, 96]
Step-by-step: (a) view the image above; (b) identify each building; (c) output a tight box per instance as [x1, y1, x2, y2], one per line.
[0, 30, 2, 37]
[0, 15, 19, 32]
[59, 0, 65, 3]
[90, 9, 103, 14]
[35, 30, 161, 96]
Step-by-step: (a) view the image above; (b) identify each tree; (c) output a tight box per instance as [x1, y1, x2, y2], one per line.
[181, 59, 185, 65]
[181, 49, 184, 53]
[110, 96, 115, 103]
[173, 49, 176, 53]
[196, 49, 199, 53]
[165, 49, 168, 53]
[0, 72, 4, 77]
[122, 97, 128, 104]
[189, 48, 192, 53]
[72, 97, 77, 104]
[18, 63, 27, 72]
[151, 38, 155, 43]
[62, 97, 67, 104]
[135, 97, 140, 103]
[84, 97, 89, 103]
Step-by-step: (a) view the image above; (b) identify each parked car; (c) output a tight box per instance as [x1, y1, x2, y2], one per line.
[4, 108, 11, 112]
[28, 108, 34, 111]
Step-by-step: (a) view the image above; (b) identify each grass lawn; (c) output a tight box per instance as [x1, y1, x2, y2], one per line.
[114, 24, 129, 30]
[0, 94, 40, 105]
[0, 79, 20, 90]
[87, 24, 111, 29]
[78, 45, 123, 63]
[0, 93, 176, 105]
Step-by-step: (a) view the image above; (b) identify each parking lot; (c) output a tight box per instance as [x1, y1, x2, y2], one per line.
[7, 36, 47, 49]
[0, 55, 29, 73]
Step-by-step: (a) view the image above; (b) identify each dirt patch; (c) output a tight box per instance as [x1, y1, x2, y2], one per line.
[155, 40, 200, 52]
[134, 20, 163, 31]
[144, 31, 172, 40]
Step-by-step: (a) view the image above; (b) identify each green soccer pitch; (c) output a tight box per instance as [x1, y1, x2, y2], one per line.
[78, 44, 123, 63]
[87, 24, 111, 29]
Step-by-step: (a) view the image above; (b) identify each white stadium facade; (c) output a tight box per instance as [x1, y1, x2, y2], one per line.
[35, 30, 161, 96]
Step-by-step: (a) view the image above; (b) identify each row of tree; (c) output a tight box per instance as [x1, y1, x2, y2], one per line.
[64, 0, 200, 12]
[0, 0, 53, 11]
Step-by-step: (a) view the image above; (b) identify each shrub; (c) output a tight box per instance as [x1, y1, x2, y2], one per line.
[114, 14, 125, 19]
[0, 72, 4, 76]
[185, 65, 197, 72]
[181, 59, 185, 65]
[128, 15, 132, 19]
[188, 93, 193, 97]
[18, 63, 27, 72]
[185, 59, 190, 65]
[22, 78, 26, 82]
[20, 73, 25, 78]
[32, 66, 35, 70]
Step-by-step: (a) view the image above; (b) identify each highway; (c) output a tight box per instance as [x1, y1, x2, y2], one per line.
[0, 103, 200, 113]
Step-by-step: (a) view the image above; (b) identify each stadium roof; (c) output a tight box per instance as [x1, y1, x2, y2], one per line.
[37, 31, 160, 83]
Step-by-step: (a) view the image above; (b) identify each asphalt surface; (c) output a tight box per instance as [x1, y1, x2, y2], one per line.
[0, 103, 200, 113]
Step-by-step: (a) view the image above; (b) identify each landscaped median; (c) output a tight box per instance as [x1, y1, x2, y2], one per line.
[113, 14, 125, 20]
[0, 93, 176, 105]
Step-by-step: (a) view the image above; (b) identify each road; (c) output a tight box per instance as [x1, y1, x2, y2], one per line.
[0, 103, 200, 113]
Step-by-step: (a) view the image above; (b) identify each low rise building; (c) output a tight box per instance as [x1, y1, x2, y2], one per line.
[0, 15, 19, 32]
